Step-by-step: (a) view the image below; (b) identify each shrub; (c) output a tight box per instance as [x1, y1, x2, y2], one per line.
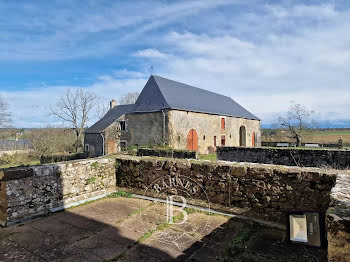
[40, 152, 86, 164]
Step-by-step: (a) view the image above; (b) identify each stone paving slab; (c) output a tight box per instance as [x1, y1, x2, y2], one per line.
[0, 196, 328, 262]
[72, 234, 127, 260]
[0, 240, 45, 262]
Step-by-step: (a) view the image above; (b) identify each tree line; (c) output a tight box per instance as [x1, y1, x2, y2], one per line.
[0, 91, 140, 157]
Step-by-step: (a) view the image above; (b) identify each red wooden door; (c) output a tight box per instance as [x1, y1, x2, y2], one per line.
[187, 129, 198, 151]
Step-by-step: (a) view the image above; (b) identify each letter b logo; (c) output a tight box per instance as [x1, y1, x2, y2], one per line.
[166, 195, 188, 224]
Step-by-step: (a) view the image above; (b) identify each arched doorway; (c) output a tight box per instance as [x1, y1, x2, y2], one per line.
[239, 126, 246, 146]
[252, 132, 255, 147]
[187, 129, 198, 151]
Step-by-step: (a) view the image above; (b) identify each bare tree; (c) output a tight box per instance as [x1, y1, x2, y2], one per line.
[276, 104, 316, 147]
[95, 99, 110, 119]
[51, 89, 99, 151]
[0, 95, 11, 127]
[119, 92, 140, 105]
[24, 127, 76, 158]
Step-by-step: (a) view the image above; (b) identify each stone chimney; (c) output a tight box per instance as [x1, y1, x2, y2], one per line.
[110, 99, 117, 109]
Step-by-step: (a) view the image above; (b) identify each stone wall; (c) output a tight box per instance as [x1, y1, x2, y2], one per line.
[326, 173, 350, 262]
[1, 154, 349, 259]
[137, 148, 197, 159]
[115, 155, 337, 223]
[0, 157, 116, 226]
[217, 146, 350, 169]
[127, 111, 166, 146]
[84, 133, 104, 157]
[168, 110, 261, 154]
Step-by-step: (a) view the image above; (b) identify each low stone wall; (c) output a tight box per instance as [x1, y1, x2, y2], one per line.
[0, 157, 116, 226]
[137, 148, 197, 159]
[326, 173, 350, 262]
[115, 155, 337, 223]
[217, 146, 350, 169]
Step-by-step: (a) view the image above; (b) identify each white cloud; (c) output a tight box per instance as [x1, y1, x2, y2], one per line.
[132, 4, 350, 126]
[0, 74, 147, 128]
[267, 4, 337, 20]
[134, 49, 169, 59]
[1, 1, 350, 127]
[0, 0, 242, 61]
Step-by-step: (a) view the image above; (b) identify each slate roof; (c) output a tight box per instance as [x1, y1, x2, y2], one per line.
[86, 75, 259, 133]
[133, 75, 259, 120]
[0, 139, 33, 151]
[85, 104, 135, 134]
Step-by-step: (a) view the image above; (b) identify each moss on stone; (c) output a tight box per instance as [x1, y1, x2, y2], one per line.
[91, 162, 99, 169]
[85, 176, 96, 185]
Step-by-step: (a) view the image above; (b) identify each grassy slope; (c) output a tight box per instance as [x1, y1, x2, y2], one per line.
[263, 129, 350, 144]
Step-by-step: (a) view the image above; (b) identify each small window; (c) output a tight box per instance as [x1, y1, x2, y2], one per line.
[85, 144, 90, 152]
[230, 134, 232, 139]
[221, 118, 225, 130]
[214, 136, 217, 147]
[120, 141, 127, 151]
[120, 121, 126, 131]
[221, 135, 226, 146]
[203, 135, 206, 140]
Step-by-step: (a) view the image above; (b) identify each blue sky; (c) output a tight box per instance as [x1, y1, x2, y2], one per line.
[1, 0, 350, 128]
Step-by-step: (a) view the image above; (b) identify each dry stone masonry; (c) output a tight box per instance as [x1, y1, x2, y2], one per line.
[0, 157, 116, 226]
[217, 146, 350, 169]
[0, 154, 349, 261]
[115, 155, 337, 223]
[326, 173, 350, 262]
[137, 148, 197, 159]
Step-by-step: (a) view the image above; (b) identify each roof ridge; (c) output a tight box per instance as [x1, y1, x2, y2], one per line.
[149, 75, 171, 108]
[152, 75, 233, 100]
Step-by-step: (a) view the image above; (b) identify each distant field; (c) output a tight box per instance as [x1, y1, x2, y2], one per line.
[306, 130, 350, 144]
[311, 130, 350, 136]
[263, 129, 350, 144]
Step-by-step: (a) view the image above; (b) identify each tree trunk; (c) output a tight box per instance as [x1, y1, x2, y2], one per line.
[296, 136, 301, 147]
[75, 131, 83, 153]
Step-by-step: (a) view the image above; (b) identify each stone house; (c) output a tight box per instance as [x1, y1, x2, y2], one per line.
[84, 75, 260, 156]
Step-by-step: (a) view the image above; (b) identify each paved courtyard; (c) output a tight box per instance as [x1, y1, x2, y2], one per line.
[0, 196, 327, 261]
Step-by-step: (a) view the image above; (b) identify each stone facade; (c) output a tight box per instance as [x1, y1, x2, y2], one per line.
[123, 109, 261, 154]
[0, 158, 116, 226]
[127, 111, 166, 146]
[84, 115, 129, 157]
[115, 155, 337, 223]
[84, 133, 104, 157]
[85, 109, 261, 156]
[167, 110, 261, 154]
[218, 146, 350, 169]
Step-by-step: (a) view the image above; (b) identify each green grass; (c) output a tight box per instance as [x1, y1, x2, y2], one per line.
[67, 190, 133, 209]
[311, 130, 350, 136]
[198, 153, 217, 161]
[115, 202, 154, 224]
[184, 207, 217, 216]
[137, 211, 186, 243]
[91, 162, 99, 168]
[85, 177, 96, 185]
[0, 160, 40, 169]
[108, 190, 133, 198]
[222, 226, 256, 260]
